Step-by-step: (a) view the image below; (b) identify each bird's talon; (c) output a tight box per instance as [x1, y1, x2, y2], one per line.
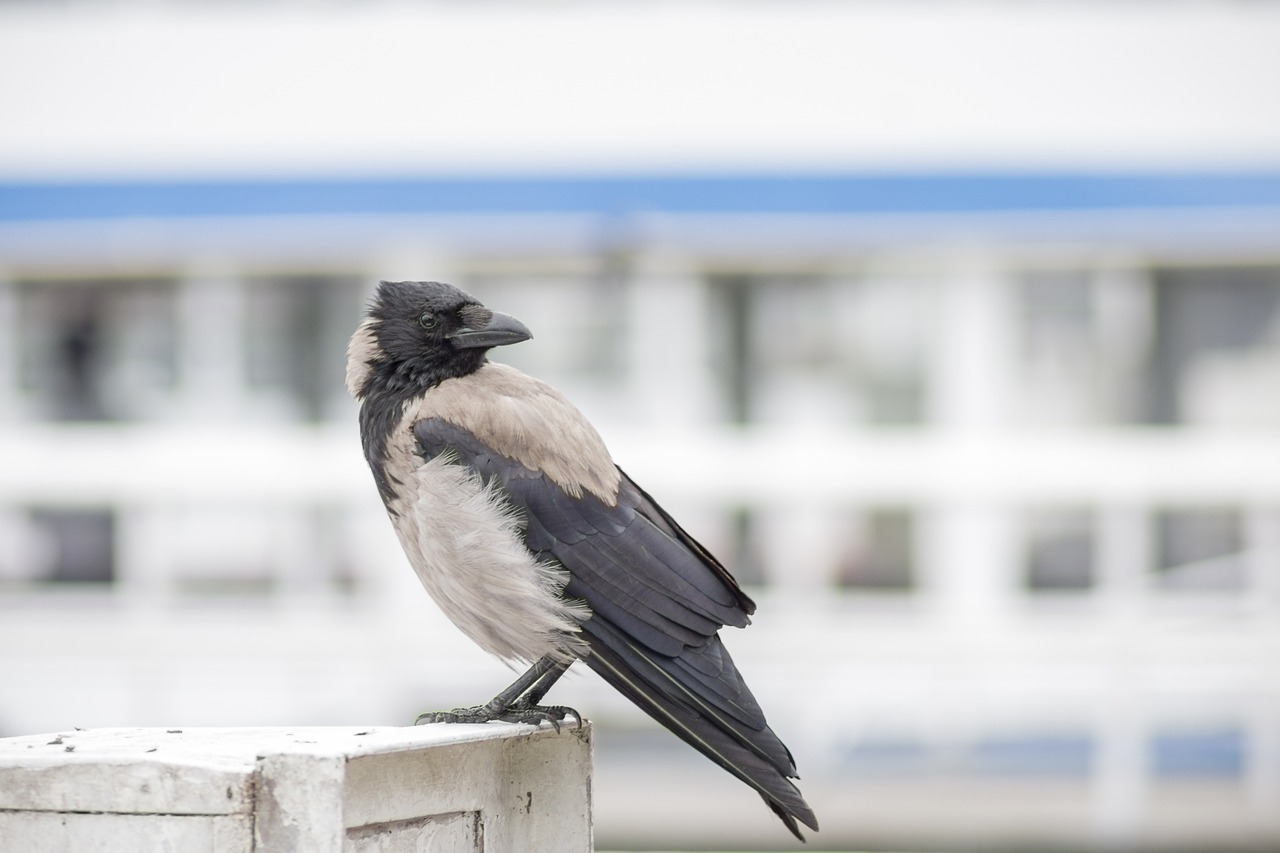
[503, 701, 579, 733]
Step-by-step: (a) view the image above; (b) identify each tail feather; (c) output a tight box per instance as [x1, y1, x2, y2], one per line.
[580, 619, 819, 840]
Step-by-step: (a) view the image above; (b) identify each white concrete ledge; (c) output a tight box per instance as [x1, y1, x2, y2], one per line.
[0, 724, 593, 853]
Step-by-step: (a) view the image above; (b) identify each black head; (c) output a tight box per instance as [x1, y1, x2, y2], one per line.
[348, 280, 531, 398]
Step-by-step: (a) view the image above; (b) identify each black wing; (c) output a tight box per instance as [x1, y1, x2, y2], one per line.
[415, 417, 818, 840]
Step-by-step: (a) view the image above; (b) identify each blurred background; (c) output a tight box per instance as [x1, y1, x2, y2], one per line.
[2, 2, 1279, 851]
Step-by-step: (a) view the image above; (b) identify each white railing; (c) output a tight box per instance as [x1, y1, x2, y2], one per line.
[2, 422, 1278, 849]
[5, 423, 1280, 505]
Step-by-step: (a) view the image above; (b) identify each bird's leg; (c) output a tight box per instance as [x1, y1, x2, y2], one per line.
[505, 657, 580, 731]
[415, 655, 580, 732]
[414, 657, 554, 725]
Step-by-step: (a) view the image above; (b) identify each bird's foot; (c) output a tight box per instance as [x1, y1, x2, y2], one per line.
[414, 701, 581, 734]
[502, 700, 582, 734]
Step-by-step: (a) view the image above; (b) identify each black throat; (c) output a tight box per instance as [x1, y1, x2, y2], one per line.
[357, 351, 488, 508]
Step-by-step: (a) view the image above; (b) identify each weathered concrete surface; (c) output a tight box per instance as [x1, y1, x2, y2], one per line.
[0, 723, 592, 852]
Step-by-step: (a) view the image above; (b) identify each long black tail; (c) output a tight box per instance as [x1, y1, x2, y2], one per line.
[580, 616, 818, 841]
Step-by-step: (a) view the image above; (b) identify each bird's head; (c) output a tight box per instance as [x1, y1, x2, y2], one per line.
[346, 280, 531, 399]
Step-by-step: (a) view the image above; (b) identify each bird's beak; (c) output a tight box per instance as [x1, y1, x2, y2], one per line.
[448, 310, 533, 349]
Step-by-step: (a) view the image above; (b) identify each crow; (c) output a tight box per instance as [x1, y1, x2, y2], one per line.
[346, 280, 818, 840]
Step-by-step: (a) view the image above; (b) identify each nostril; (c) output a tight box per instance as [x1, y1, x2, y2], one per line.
[458, 304, 493, 329]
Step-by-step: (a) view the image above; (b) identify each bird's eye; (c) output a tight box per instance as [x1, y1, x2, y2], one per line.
[418, 311, 438, 330]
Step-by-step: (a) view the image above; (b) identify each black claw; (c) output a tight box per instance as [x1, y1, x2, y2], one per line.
[501, 710, 559, 733]
[511, 700, 581, 732]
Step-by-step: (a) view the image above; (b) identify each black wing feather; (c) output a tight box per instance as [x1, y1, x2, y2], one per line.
[624, 472, 757, 613]
[414, 417, 819, 839]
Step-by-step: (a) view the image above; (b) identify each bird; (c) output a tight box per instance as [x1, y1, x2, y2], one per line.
[346, 280, 818, 841]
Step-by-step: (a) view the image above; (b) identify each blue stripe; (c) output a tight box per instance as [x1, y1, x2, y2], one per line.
[2, 173, 1280, 221]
